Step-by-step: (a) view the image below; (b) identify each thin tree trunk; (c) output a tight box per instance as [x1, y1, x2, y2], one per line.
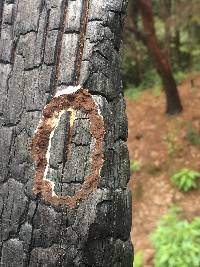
[0, 1, 133, 266]
[130, 0, 183, 114]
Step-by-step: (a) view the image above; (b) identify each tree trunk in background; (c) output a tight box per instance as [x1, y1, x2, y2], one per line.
[138, 0, 183, 115]
[0, 0, 133, 266]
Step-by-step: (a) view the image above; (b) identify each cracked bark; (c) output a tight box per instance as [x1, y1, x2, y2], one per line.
[0, 0, 133, 266]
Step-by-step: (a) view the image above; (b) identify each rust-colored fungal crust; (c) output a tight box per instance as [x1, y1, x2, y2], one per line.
[31, 88, 104, 208]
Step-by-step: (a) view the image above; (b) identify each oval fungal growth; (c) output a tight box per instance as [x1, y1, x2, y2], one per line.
[31, 87, 105, 208]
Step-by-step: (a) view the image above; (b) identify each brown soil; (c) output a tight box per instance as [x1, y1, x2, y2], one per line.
[127, 74, 200, 266]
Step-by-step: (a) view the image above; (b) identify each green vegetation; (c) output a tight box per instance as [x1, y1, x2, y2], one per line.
[186, 124, 200, 147]
[152, 86, 161, 97]
[171, 168, 200, 192]
[162, 130, 179, 158]
[125, 86, 141, 101]
[123, 1, 200, 94]
[130, 160, 141, 174]
[174, 71, 189, 84]
[151, 207, 200, 267]
[133, 251, 144, 267]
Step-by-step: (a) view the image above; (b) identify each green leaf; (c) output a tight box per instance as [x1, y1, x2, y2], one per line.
[151, 207, 200, 267]
[171, 168, 199, 192]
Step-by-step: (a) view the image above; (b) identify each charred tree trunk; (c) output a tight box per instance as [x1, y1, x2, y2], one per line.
[0, 1, 133, 266]
[130, 0, 183, 115]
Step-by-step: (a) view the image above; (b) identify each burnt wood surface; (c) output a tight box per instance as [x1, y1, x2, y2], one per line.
[0, 0, 133, 266]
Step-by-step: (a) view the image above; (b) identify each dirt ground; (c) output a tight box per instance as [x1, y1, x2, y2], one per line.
[126, 74, 200, 266]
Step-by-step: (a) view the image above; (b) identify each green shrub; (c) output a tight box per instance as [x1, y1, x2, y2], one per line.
[152, 86, 161, 97]
[171, 168, 200, 192]
[124, 86, 141, 101]
[133, 251, 144, 267]
[141, 68, 161, 89]
[174, 71, 188, 84]
[162, 130, 179, 158]
[130, 160, 141, 174]
[151, 207, 200, 267]
[186, 126, 200, 147]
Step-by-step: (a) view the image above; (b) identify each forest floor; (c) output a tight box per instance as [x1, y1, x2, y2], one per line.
[126, 74, 200, 267]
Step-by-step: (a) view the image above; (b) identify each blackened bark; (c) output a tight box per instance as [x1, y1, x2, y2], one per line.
[130, 0, 183, 115]
[0, 0, 133, 266]
[0, 0, 5, 38]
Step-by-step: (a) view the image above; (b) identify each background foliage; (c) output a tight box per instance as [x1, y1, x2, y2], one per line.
[151, 207, 200, 267]
[123, 0, 200, 92]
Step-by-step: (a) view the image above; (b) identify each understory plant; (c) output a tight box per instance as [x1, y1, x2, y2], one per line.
[133, 251, 144, 267]
[125, 86, 142, 101]
[130, 160, 141, 174]
[171, 168, 200, 192]
[162, 130, 179, 158]
[151, 206, 200, 267]
[186, 125, 200, 147]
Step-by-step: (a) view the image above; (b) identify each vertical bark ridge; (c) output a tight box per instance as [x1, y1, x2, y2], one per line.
[74, 0, 89, 85]
[51, 0, 68, 96]
[0, 0, 5, 38]
[26, 198, 40, 267]
[40, 9, 50, 66]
